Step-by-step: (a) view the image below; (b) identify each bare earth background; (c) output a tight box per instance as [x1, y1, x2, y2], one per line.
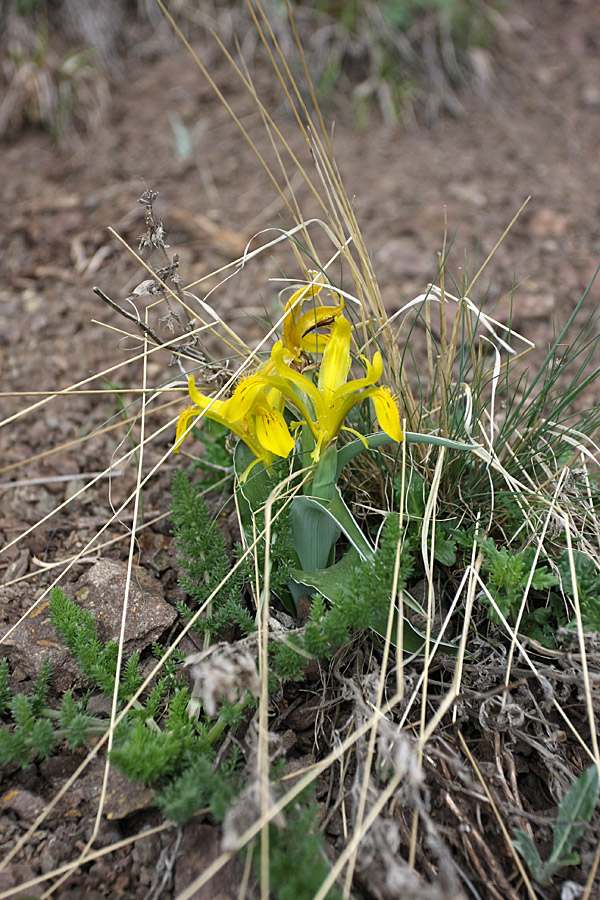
[1, 0, 600, 896]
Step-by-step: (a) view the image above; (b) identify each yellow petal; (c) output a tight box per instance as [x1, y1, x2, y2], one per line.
[370, 388, 403, 443]
[238, 456, 262, 483]
[293, 303, 344, 356]
[283, 276, 323, 357]
[188, 374, 226, 417]
[266, 386, 285, 413]
[186, 374, 262, 455]
[332, 351, 383, 403]
[254, 407, 295, 458]
[271, 341, 323, 416]
[318, 316, 352, 399]
[173, 406, 201, 451]
[221, 374, 266, 422]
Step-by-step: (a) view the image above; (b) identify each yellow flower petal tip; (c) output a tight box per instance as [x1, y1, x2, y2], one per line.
[371, 388, 404, 443]
[174, 406, 199, 452]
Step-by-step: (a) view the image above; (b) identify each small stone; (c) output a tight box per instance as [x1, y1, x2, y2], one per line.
[2, 600, 79, 691]
[448, 181, 487, 208]
[581, 84, 600, 109]
[0, 863, 38, 898]
[39, 753, 82, 781]
[69, 558, 177, 652]
[2, 548, 30, 583]
[104, 768, 155, 820]
[132, 832, 161, 866]
[0, 787, 45, 822]
[40, 849, 57, 874]
[528, 208, 571, 238]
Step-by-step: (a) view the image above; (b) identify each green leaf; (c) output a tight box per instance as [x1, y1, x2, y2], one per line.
[433, 527, 457, 566]
[311, 444, 338, 501]
[556, 549, 600, 601]
[335, 431, 396, 479]
[30, 658, 52, 715]
[29, 717, 55, 759]
[290, 546, 361, 604]
[65, 713, 91, 750]
[327, 489, 375, 559]
[236, 442, 373, 572]
[290, 484, 376, 573]
[512, 828, 544, 882]
[530, 568, 559, 591]
[11, 694, 34, 729]
[291, 548, 457, 656]
[0, 659, 12, 716]
[290, 496, 341, 571]
[0, 728, 24, 766]
[337, 430, 478, 482]
[404, 471, 426, 519]
[551, 765, 599, 865]
[234, 442, 276, 520]
[513, 766, 599, 886]
[58, 690, 77, 728]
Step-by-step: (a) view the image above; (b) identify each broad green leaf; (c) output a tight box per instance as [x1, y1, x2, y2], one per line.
[335, 430, 481, 482]
[327, 488, 375, 559]
[292, 487, 374, 565]
[551, 765, 599, 865]
[405, 471, 426, 519]
[433, 528, 457, 566]
[335, 432, 397, 478]
[311, 444, 338, 501]
[513, 766, 599, 886]
[290, 496, 340, 571]
[512, 828, 544, 882]
[234, 443, 274, 521]
[289, 546, 361, 603]
[530, 568, 559, 591]
[291, 550, 458, 656]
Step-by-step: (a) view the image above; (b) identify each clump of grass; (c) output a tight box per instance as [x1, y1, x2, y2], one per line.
[177, 0, 501, 125]
[287, 0, 499, 123]
[0, 0, 110, 141]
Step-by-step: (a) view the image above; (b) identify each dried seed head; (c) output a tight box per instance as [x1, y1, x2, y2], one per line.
[185, 644, 261, 718]
[221, 778, 285, 852]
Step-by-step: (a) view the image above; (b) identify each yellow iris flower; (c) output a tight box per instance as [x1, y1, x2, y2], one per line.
[282, 272, 344, 364]
[174, 278, 402, 476]
[271, 315, 403, 461]
[174, 372, 295, 479]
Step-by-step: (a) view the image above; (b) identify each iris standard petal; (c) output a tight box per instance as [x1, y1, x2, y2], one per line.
[271, 340, 323, 416]
[292, 303, 344, 355]
[331, 351, 383, 403]
[283, 277, 323, 356]
[317, 316, 352, 399]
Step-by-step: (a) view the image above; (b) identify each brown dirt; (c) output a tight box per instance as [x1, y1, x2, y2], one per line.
[1, 1, 600, 898]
